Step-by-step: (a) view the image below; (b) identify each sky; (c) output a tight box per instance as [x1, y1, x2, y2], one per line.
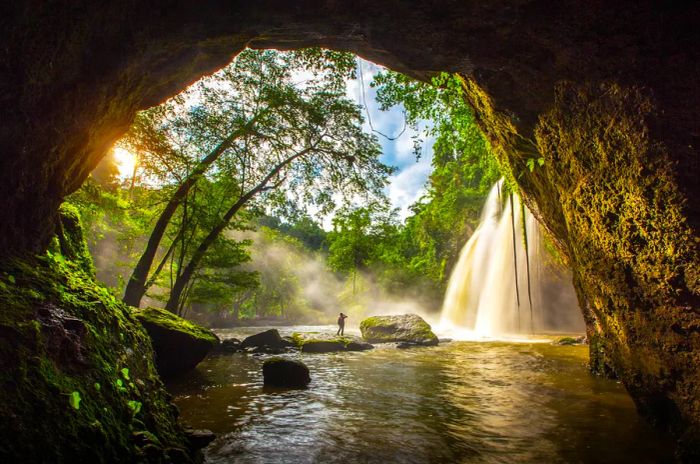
[346, 59, 434, 222]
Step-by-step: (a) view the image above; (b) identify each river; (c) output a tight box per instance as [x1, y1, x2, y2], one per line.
[166, 326, 675, 463]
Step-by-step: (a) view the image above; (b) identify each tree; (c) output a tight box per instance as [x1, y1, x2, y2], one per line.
[327, 202, 399, 293]
[121, 48, 391, 310]
[370, 71, 501, 296]
[116, 48, 391, 312]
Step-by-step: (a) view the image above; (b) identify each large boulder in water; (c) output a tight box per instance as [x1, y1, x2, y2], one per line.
[134, 307, 219, 377]
[262, 357, 311, 387]
[360, 314, 439, 346]
[240, 329, 286, 349]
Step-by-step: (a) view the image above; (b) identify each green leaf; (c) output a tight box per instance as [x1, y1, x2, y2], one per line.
[120, 367, 130, 380]
[526, 158, 535, 172]
[8, 275, 15, 284]
[94, 382, 101, 391]
[69, 391, 81, 410]
[128, 400, 142, 415]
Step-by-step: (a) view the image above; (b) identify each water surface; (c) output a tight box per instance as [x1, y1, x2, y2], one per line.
[167, 326, 675, 463]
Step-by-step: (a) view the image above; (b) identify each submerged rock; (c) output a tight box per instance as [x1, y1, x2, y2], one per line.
[214, 337, 242, 353]
[183, 427, 216, 450]
[360, 314, 439, 346]
[262, 357, 311, 387]
[241, 329, 286, 349]
[135, 307, 219, 377]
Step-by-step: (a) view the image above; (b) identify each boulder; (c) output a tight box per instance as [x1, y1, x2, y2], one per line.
[262, 358, 310, 387]
[360, 314, 438, 346]
[183, 427, 216, 450]
[134, 307, 219, 377]
[241, 329, 285, 349]
[215, 338, 242, 353]
[301, 340, 346, 353]
[291, 332, 374, 353]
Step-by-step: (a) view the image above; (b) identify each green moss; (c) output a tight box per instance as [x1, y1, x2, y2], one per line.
[134, 307, 217, 345]
[50, 203, 96, 277]
[0, 254, 192, 462]
[291, 332, 355, 348]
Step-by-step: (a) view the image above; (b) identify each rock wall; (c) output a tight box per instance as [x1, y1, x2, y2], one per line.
[1, 0, 698, 458]
[0, 208, 195, 462]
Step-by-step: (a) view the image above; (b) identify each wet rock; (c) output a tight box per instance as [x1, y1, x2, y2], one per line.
[301, 340, 346, 353]
[184, 427, 216, 450]
[291, 332, 374, 353]
[215, 338, 242, 353]
[135, 307, 219, 377]
[36, 303, 89, 370]
[252, 345, 287, 354]
[396, 341, 422, 349]
[262, 357, 310, 387]
[241, 329, 285, 349]
[345, 341, 374, 351]
[553, 336, 587, 346]
[360, 314, 438, 346]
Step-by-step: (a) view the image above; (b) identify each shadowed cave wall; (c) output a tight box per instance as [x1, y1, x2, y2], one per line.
[1, 0, 699, 459]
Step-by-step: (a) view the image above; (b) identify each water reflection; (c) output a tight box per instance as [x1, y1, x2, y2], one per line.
[166, 326, 675, 463]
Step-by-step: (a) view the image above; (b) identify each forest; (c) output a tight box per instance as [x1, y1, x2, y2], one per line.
[69, 48, 503, 326]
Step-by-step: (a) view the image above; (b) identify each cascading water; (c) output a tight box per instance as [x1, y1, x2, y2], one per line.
[440, 179, 584, 338]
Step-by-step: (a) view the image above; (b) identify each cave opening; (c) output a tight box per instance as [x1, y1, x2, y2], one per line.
[2, 2, 699, 462]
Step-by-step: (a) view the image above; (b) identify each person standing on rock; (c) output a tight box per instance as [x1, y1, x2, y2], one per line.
[337, 313, 348, 336]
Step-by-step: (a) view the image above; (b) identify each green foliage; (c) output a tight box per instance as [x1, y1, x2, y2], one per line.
[133, 307, 218, 345]
[69, 391, 82, 410]
[127, 400, 142, 415]
[322, 71, 502, 305]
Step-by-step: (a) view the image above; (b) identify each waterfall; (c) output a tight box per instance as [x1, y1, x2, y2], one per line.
[440, 179, 584, 338]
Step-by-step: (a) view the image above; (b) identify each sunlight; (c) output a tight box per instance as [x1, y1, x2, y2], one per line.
[112, 146, 138, 179]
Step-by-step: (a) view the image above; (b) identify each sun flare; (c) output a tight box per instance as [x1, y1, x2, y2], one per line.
[112, 147, 138, 179]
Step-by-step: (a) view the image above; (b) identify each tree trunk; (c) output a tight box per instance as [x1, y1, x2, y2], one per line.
[164, 147, 312, 312]
[122, 126, 251, 307]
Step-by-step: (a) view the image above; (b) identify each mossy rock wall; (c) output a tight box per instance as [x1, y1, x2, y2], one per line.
[464, 77, 700, 458]
[533, 82, 699, 456]
[0, 257, 193, 459]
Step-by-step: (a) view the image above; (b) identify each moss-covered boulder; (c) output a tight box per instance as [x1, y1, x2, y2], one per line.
[0, 256, 194, 462]
[291, 332, 374, 353]
[360, 314, 438, 346]
[134, 307, 218, 378]
[262, 358, 310, 388]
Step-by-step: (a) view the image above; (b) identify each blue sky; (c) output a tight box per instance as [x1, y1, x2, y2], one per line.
[346, 59, 434, 221]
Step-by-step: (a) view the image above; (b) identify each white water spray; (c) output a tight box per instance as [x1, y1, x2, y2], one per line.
[440, 179, 584, 339]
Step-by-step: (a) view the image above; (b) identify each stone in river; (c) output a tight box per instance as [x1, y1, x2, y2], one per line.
[360, 314, 438, 346]
[241, 329, 285, 349]
[262, 357, 311, 387]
